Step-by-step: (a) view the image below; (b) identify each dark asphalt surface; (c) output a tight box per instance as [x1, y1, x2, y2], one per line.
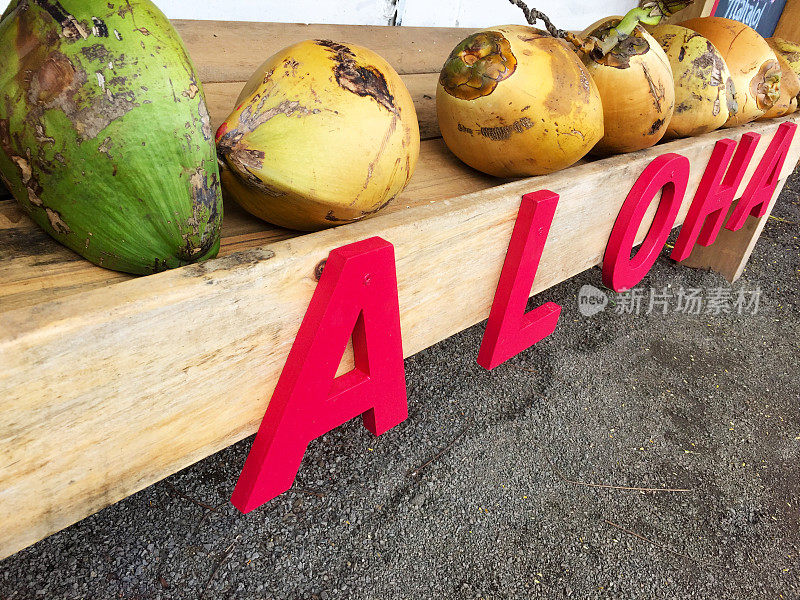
[1, 168, 799, 600]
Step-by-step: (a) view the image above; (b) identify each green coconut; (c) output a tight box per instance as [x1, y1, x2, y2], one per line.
[0, 0, 222, 274]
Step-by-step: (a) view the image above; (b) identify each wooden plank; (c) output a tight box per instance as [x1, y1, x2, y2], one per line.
[204, 72, 441, 140]
[774, 0, 800, 43]
[1, 115, 798, 559]
[682, 184, 784, 281]
[0, 200, 290, 313]
[0, 138, 498, 314]
[172, 20, 473, 83]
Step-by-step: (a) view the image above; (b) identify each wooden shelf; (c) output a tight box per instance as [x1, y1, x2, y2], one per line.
[0, 137, 500, 313]
[1, 18, 798, 561]
[0, 21, 475, 314]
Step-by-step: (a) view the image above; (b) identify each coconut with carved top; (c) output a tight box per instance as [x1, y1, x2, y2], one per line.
[580, 16, 675, 155]
[760, 37, 800, 119]
[435, 24, 604, 177]
[435, 0, 697, 174]
[216, 40, 419, 231]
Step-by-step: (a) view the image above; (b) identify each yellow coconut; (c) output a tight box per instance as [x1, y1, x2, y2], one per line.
[435, 25, 604, 178]
[216, 39, 420, 231]
[581, 17, 675, 155]
[768, 37, 800, 76]
[760, 38, 800, 118]
[759, 51, 800, 118]
[646, 24, 737, 138]
[680, 17, 780, 126]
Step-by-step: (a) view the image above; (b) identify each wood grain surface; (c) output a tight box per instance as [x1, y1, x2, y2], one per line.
[0, 138, 500, 314]
[2, 112, 798, 559]
[172, 20, 473, 82]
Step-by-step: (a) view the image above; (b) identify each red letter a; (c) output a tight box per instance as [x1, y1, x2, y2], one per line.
[231, 237, 407, 513]
[477, 191, 561, 371]
[726, 121, 797, 232]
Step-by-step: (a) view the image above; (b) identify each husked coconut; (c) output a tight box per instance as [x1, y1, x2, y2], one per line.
[647, 23, 737, 138]
[581, 17, 675, 155]
[681, 17, 781, 126]
[436, 25, 604, 177]
[217, 40, 420, 231]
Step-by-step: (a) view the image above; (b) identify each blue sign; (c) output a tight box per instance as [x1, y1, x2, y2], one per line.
[714, 0, 788, 37]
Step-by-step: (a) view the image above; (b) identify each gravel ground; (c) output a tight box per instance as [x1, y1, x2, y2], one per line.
[1, 168, 799, 600]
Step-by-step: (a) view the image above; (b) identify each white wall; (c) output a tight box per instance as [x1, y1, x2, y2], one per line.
[149, 0, 399, 26]
[400, 0, 636, 30]
[156, 0, 637, 29]
[1, 1, 637, 30]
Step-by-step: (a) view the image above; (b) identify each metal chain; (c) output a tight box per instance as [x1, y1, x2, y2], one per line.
[506, 0, 566, 38]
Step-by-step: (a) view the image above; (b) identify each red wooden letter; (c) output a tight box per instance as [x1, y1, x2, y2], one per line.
[603, 153, 690, 292]
[671, 134, 759, 262]
[726, 121, 797, 231]
[231, 237, 407, 513]
[477, 191, 561, 371]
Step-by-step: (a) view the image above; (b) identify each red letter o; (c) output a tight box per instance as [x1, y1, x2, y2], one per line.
[603, 153, 690, 292]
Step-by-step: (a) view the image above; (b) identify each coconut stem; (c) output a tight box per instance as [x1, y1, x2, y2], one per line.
[507, 0, 601, 54]
[596, 0, 694, 55]
[507, 0, 692, 58]
[506, 0, 565, 38]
